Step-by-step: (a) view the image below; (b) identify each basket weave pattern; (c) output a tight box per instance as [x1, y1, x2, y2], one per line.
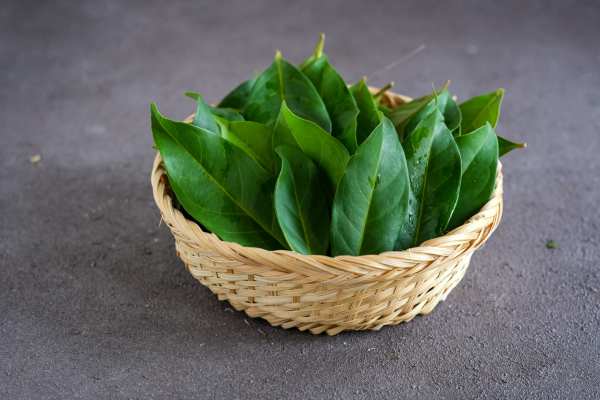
[150, 91, 504, 335]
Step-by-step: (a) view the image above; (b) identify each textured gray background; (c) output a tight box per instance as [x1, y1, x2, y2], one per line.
[1, 1, 599, 399]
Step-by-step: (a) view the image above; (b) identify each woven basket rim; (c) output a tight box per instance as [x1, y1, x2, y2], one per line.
[151, 89, 503, 269]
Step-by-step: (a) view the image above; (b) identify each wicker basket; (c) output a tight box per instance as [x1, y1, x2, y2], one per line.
[150, 89, 503, 335]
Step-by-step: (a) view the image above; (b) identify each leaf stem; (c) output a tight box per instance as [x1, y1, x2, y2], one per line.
[313, 33, 325, 59]
[374, 81, 395, 101]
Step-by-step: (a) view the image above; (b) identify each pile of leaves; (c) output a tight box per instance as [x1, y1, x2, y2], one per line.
[151, 35, 524, 256]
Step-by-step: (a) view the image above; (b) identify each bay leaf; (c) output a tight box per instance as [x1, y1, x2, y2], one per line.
[274, 146, 331, 255]
[384, 86, 454, 141]
[397, 110, 462, 248]
[210, 107, 244, 121]
[460, 89, 503, 133]
[350, 79, 382, 144]
[402, 89, 450, 137]
[222, 121, 276, 173]
[151, 103, 286, 250]
[460, 88, 525, 156]
[218, 77, 256, 110]
[184, 92, 220, 135]
[448, 123, 498, 229]
[301, 34, 359, 153]
[330, 117, 410, 256]
[274, 102, 350, 185]
[444, 95, 462, 134]
[243, 52, 331, 132]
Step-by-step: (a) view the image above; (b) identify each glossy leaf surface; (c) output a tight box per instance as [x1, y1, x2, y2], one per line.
[222, 121, 276, 173]
[243, 53, 331, 131]
[397, 110, 462, 248]
[402, 90, 450, 137]
[185, 92, 220, 135]
[460, 89, 503, 133]
[302, 36, 359, 153]
[444, 95, 462, 134]
[448, 123, 498, 229]
[274, 102, 350, 185]
[350, 79, 382, 144]
[459, 89, 525, 156]
[274, 146, 331, 255]
[151, 104, 286, 250]
[331, 117, 410, 256]
[218, 78, 256, 110]
[211, 107, 244, 121]
[383, 92, 434, 129]
[385, 88, 454, 141]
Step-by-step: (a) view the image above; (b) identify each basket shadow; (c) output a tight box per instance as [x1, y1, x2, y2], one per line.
[8, 161, 382, 353]
[8, 158, 471, 365]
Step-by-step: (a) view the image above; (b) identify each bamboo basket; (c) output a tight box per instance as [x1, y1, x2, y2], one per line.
[150, 89, 503, 335]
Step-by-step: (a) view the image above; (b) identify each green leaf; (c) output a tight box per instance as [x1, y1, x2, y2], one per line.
[383, 92, 434, 129]
[218, 78, 256, 110]
[185, 93, 244, 144]
[243, 52, 331, 132]
[403, 90, 450, 137]
[211, 107, 244, 121]
[444, 95, 462, 134]
[330, 117, 410, 256]
[378, 101, 394, 113]
[448, 123, 498, 229]
[459, 89, 525, 157]
[274, 102, 350, 185]
[301, 35, 359, 153]
[350, 79, 382, 144]
[222, 121, 276, 173]
[397, 110, 462, 248]
[274, 146, 331, 255]
[384, 86, 452, 141]
[151, 103, 286, 250]
[498, 135, 526, 156]
[459, 89, 503, 133]
[184, 92, 220, 135]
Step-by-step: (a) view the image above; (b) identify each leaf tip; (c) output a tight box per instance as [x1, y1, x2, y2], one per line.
[496, 88, 505, 97]
[431, 82, 438, 96]
[184, 91, 201, 100]
[314, 33, 325, 58]
[275, 50, 283, 60]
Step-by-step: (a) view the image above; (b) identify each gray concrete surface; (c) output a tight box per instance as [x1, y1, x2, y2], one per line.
[1, 1, 599, 398]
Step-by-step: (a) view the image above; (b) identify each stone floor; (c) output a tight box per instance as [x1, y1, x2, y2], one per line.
[1, 1, 599, 398]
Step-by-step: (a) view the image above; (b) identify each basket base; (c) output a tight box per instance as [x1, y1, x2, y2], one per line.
[184, 252, 473, 336]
